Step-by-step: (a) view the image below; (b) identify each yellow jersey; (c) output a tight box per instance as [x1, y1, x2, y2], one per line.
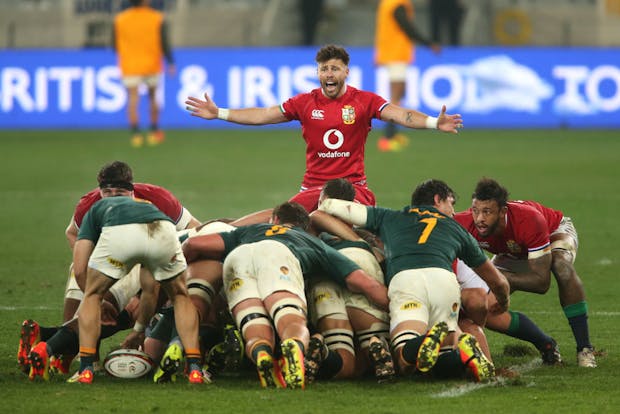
[374, 0, 415, 65]
[114, 6, 164, 76]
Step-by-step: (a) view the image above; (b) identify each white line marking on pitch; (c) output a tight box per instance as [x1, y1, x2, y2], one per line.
[0, 306, 58, 311]
[431, 359, 541, 398]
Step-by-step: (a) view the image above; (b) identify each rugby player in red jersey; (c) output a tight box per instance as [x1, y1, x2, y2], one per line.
[454, 177, 596, 368]
[185, 44, 462, 213]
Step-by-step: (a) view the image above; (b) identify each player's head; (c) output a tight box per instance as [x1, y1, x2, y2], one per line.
[316, 45, 350, 66]
[470, 177, 509, 237]
[316, 44, 350, 99]
[272, 201, 310, 231]
[319, 178, 356, 205]
[97, 160, 134, 198]
[411, 179, 456, 217]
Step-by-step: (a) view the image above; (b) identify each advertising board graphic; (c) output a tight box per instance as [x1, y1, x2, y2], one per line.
[1, 47, 618, 129]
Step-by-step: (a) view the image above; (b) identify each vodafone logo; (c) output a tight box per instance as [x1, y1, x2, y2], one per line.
[317, 129, 350, 158]
[323, 129, 344, 149]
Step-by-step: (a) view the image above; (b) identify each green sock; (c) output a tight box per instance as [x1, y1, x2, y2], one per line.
[506, 310, 554, 350]
[563, 301, 592, 351]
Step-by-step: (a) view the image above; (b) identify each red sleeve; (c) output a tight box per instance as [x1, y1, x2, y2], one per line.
[133, 183, 184, 224]
[73, 189, 102, 228]
[281, 91, 311, 121]
[362, 90, 388, 120]
[508, 204, 550, 254]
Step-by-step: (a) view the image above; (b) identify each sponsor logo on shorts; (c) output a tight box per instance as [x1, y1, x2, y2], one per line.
[400, 301, 421, 310]
[280, 266, 289, 275]
[228, 278, 243, 292]
[107, 257, 124, 269]
[314, 292, 332, 304]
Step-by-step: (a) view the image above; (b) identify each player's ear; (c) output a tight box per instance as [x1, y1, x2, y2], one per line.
[433, 194, 441, 207]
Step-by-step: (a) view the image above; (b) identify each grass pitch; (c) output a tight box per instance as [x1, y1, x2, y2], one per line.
[0, 127, 618, 413]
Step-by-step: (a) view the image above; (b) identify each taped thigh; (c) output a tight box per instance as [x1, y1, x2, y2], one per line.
[235, 306, 273, 336]
[355, 321, 390, 349]
[187, 278, 217, 305]
[323, 328, 355, 355]
[269, 297, 307, 328]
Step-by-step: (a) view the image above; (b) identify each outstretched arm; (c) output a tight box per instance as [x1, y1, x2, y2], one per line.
[185, 92, 288, 125]
[380, 104, 463, 134]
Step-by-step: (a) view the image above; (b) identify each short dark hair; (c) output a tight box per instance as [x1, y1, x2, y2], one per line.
[316, 44, 350, 66]
[322, 178, 355, 202]
[272, 201, 310, 231]
[472, 177, 509, 207]
[97, 161, 134, 190]
[411, 179, 456, 206]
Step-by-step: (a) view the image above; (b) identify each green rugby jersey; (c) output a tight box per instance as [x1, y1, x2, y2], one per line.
[219, 224, 361, 286]
[364, 205, 487, 285]
[78, 196, 172, 243]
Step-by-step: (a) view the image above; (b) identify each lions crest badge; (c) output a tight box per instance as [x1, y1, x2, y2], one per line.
[342, 105, 355, 125]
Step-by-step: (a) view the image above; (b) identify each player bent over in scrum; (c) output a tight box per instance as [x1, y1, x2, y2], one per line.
[66, 196, 205, 384]
[319, 179, 510, 382]
[182, 202, 389, 389]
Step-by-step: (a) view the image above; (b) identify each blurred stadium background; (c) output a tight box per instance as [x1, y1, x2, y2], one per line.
[1, 0, 619, 131]
[1, 0, 620, 48]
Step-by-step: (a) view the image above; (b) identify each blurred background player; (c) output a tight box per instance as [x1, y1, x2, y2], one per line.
[374, 0, 441, 152]
[299, 0, 325, 45]
[429, 0, 466, 46]
[113, 0, 175, 147]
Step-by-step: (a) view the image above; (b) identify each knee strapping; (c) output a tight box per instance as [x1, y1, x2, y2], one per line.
[355, 322, 390, 349]
[323, 328, 355, 355]
[187, 278, 216, 304]
[235, 306, 272, 336]
[270, 298, 306, 328]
